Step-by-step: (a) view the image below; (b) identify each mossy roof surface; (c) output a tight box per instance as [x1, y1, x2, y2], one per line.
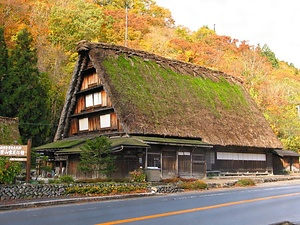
[36, 136, 149, 153]
[103, 55, 247, 119]
[132, 136, 210, 147]
[34, 139, 86, 150]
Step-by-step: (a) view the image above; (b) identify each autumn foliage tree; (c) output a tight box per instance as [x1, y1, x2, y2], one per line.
[1, 0, 300, 152]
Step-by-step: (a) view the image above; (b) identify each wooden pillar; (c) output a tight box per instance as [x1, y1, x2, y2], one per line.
[25, 139, 32, 183]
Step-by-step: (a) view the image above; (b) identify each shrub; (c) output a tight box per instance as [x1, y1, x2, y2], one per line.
[59, 175, 74, 183]
[65, 182, 148, 195]
[162, 177, 198, 184]
[162, 178, 181, 183]
[129, 169, 146, 182]
[236, 178, 255, 187]
[177, 180, 207, 190]
[0, 157, 22, 184]
[75, 177, 130, 183]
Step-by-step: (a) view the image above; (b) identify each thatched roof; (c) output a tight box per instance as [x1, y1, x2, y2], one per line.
[55, 40, 282, 149]
[0, 116, 21, 144]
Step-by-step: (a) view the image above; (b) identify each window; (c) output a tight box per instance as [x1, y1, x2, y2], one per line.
[85, 94, 93, 107]
[85, 92, 102, 107]
[217, 152, 266, 161]
[147, 152, 161, 168]
[100, 114, 110, 128]
[93, 92, 102, 105]
[79, 118, 88, 131]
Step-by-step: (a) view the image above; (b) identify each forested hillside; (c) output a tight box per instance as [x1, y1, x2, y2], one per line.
[0, 0, 300, 151]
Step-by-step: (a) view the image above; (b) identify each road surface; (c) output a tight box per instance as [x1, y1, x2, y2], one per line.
[1, 180, 300, 225]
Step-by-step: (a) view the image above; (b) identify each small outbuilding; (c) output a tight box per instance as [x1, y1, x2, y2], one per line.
[273, 149, 300, 174]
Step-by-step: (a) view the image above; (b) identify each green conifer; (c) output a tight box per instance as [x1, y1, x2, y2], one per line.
[2, 28, 51, 146]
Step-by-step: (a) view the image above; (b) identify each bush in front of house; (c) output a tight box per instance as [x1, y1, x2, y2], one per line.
[236, 178, 256, 187]
[75, 178, 130, 183]
[162, 177, 198, 183]
[0, 157, 22, 184]
[177, 180, 208, 190]
[58, 175, 75, 183]
[129, 169, 146, 182]
[65, 182, 149, 195]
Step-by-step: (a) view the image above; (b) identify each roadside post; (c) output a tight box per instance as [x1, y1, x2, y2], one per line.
[26, 139, 32, 183]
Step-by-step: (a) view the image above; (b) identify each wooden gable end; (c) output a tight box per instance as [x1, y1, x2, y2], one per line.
[68, 64, 122, 136]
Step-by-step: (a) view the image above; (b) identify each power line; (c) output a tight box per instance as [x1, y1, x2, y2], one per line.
[19, 123, 58, 126]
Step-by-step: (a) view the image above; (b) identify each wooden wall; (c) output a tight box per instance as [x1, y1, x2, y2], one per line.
[209, 146, 273, 174]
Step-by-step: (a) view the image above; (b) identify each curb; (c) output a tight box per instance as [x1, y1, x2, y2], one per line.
[0, 192, 156, 211]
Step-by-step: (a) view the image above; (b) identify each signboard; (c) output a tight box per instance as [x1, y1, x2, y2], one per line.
[1, 141, 32, 183]
[10, 158, 27, 162]
[0, 145, 27, 157]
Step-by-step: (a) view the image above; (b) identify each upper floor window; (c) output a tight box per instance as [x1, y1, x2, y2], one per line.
[79, 118, 88, 131]
[100, 114, 110, 128]
[86, 92, 102, 107]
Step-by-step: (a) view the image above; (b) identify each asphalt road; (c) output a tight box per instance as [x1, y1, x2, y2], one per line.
[1, 180, 300, 225]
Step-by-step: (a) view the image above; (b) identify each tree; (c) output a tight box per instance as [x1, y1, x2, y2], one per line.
[1, 28, 52, 146]
[261, 44, 279, 69]
[49, 0, 105, 51]
[79, 136, 116, 178]
[0, 157, 21, 184]
[0, 27, 8, 110]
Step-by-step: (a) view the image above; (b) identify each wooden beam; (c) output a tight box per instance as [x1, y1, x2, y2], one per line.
[25, 139, 32, 183]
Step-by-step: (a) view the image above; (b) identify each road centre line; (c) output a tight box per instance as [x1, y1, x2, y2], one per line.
[95, 192, 300, 225]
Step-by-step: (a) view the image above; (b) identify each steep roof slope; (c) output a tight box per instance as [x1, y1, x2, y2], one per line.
[55, 41, 282, 149]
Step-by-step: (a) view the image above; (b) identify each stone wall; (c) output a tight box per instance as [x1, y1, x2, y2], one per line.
[0, 184, 67, 200]
[0, 183, 184, 200]
[2, 176, 299, 201]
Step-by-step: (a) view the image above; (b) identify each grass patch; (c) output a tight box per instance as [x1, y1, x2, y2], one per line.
[235, 178, 256, 187]
[177, 180, 208, 190]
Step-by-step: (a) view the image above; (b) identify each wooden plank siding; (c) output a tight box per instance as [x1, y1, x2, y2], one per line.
[65, 152, 142, 179]
[80, 72, 102, 90]
[208, 146, 273, 175]
[161, 147, 206, 179]
[70, 112, 121, 135]
[74, 90, 112, 114]
[68, 66, 122, 135]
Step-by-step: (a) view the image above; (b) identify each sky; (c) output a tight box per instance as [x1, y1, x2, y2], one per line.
[155, 0, 300, 68]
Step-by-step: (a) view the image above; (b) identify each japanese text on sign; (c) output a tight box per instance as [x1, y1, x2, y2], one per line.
[0, 145, 27, 157]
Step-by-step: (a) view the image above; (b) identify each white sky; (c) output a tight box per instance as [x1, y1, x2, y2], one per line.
[155, 0, 300, 68]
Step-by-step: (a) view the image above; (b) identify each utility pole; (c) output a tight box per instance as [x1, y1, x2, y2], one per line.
[125, 2, 128, 47]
